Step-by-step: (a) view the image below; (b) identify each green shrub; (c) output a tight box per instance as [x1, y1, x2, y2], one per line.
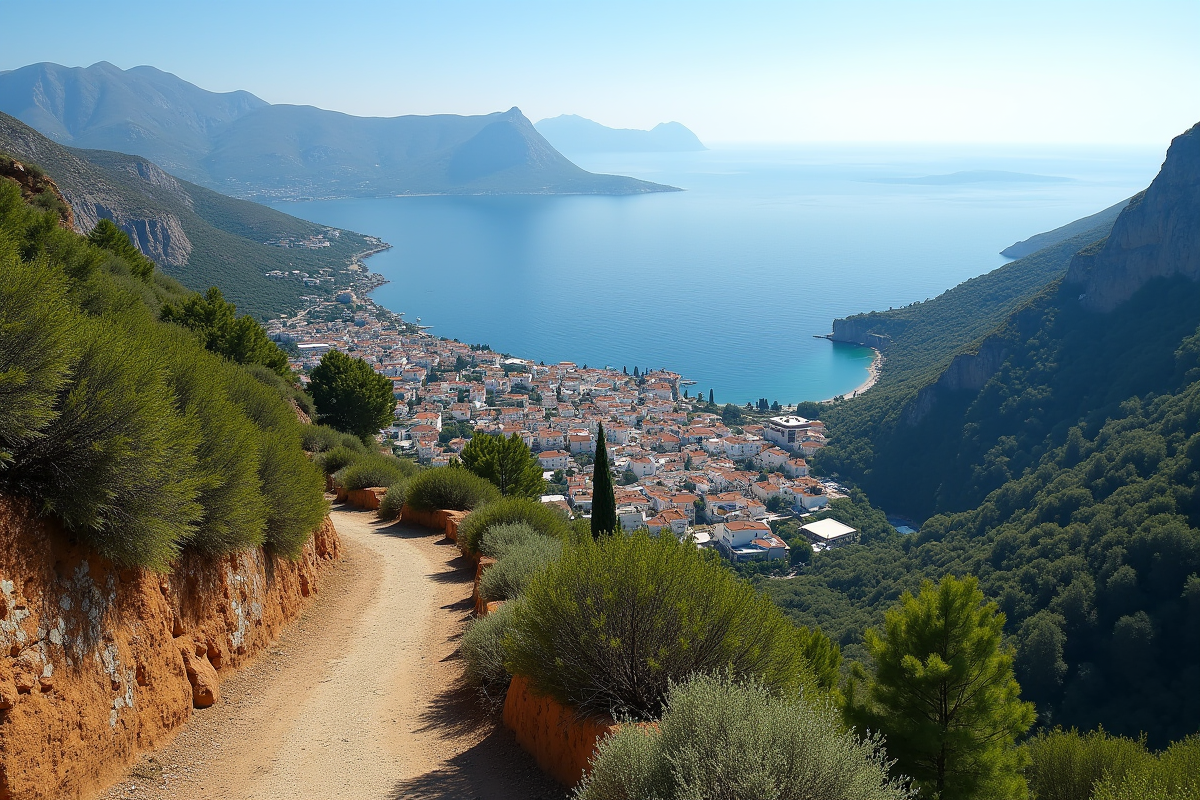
[478, 521, 542, 560]
[576, 673, 910, 800]
[459, 497, 573, 555]
[257, 429, 329, 557]
[338, 453, 419, 491]
[4, 314, 204, 569]
[317, 445, 362, 476]
[225, 366, 303, 434]
[0, 179, 329, 567]
[301, 424, 346, 453]
[0, 257, 77, 458]
[377, 482, 408, 521]
[505, 531, 817, 719]
[405, 466, 501, 511]
[460, 600, 519, 702]
[479, 535, 561, 602]
[1026, 728, 1151, 800]
[1093, 736, 1200, 800]
[161, 332, 269, 555]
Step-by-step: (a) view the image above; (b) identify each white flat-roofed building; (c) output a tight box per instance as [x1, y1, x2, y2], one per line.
[800, 518, 858, 548]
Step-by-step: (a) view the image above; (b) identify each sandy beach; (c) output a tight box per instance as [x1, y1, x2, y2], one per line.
[821, 348, 882, 403]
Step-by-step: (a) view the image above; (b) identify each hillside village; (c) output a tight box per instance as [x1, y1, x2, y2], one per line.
[267, 295, 855, 564]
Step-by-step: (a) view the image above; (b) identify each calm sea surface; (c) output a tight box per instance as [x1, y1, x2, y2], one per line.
[273, 144, 1162, 404]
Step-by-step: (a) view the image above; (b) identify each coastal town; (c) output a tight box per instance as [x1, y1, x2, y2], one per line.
[266, 284, 861, 566]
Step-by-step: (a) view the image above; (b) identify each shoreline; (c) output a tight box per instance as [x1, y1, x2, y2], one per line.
[355, 242, 881, 408]
[819, 347, 882, 403]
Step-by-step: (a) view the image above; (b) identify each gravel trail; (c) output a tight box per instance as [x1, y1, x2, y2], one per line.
[98, 508, 562, 800]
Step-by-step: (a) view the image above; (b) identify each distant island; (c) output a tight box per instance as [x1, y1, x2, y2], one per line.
[534, 114, 706, 154]
[0, 62, 677, 199]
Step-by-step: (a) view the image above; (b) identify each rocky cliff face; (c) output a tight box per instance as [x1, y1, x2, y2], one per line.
[86, 207, 191, 268]
[0, 496, 340, 800]
[903, 337, 1008, 426]
[830, 316, 892, 350]
[1066, 121, 1200, 311]
[0, 112, 193, 267]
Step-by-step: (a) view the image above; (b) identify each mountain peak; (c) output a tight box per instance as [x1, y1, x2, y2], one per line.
[1066, 120, 1200, 311]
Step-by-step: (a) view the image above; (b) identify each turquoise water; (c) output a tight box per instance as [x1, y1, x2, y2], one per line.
[273, 144, 1162, 404]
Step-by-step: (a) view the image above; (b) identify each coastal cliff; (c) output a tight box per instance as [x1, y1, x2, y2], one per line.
[830, 316, 892, 350]
[902, 337, 1008, 425]
[1066, 121, 1200, 311]
[0, 496, 340, 800]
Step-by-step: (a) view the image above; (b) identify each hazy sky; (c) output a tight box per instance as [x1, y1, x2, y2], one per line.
[4, 0, 1198, 144]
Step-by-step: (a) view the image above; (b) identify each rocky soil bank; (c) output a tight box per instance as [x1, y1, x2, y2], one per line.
[0, 495, 340, 800]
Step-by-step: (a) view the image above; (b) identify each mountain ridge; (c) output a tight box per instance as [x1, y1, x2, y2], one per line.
[534, 114, 706, 154]
[0, 110, 375, 318]
[0, 62, 676, 199]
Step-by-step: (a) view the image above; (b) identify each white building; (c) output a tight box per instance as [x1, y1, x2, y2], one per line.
[537, 450, 570, 471]
[618, 506, 647, 531]
[765, 416, 822, 452]
[715, 520, 790, 563]
[800, 518, 858, 548]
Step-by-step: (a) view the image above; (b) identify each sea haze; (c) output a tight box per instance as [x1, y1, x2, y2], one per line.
[273, 143, 1163, 405]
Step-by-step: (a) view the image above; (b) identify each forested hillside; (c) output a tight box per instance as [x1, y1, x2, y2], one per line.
[768, 122, 1200, 746]
[0, 112, 373, 319]
[813, 202, 1129, 504]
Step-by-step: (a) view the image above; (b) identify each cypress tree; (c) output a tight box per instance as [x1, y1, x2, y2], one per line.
[591, 423, 618, 537]
[709, 389, 714, 404]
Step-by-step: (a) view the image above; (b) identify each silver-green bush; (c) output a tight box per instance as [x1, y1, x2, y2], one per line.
[479, 521, 542, 560]
[377, 481, 407, 521]
[505, 531, 817, 719]
[576, 673, 912, 800]
[479, 535, 561, 602]
[460, 600, 519, 702]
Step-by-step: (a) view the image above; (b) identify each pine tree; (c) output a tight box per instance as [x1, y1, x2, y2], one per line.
[458, 432, 544, 497]
[846, 575, 1034, 800]
[591, 423, 618, 537]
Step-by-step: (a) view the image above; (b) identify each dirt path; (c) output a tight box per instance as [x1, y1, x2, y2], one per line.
[98, 508, 563, 800]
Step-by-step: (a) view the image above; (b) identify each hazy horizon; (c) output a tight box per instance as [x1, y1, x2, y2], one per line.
[4, 0, 1198, 147]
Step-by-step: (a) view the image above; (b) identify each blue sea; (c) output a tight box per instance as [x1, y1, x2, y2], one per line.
[273, 143, 1163, 405]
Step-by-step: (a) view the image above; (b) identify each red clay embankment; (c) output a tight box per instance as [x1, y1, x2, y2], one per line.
[0, 495, 340, 800]
[502, 675, 620, 788]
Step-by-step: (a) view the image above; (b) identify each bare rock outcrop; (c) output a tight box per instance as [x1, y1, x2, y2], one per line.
[830, 316, 892, 350]
[0, 496, 340, 800]
[1066, 121, 1200, 311]
[903, 336, 1008, 426]
[0, 155, 74, 229]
